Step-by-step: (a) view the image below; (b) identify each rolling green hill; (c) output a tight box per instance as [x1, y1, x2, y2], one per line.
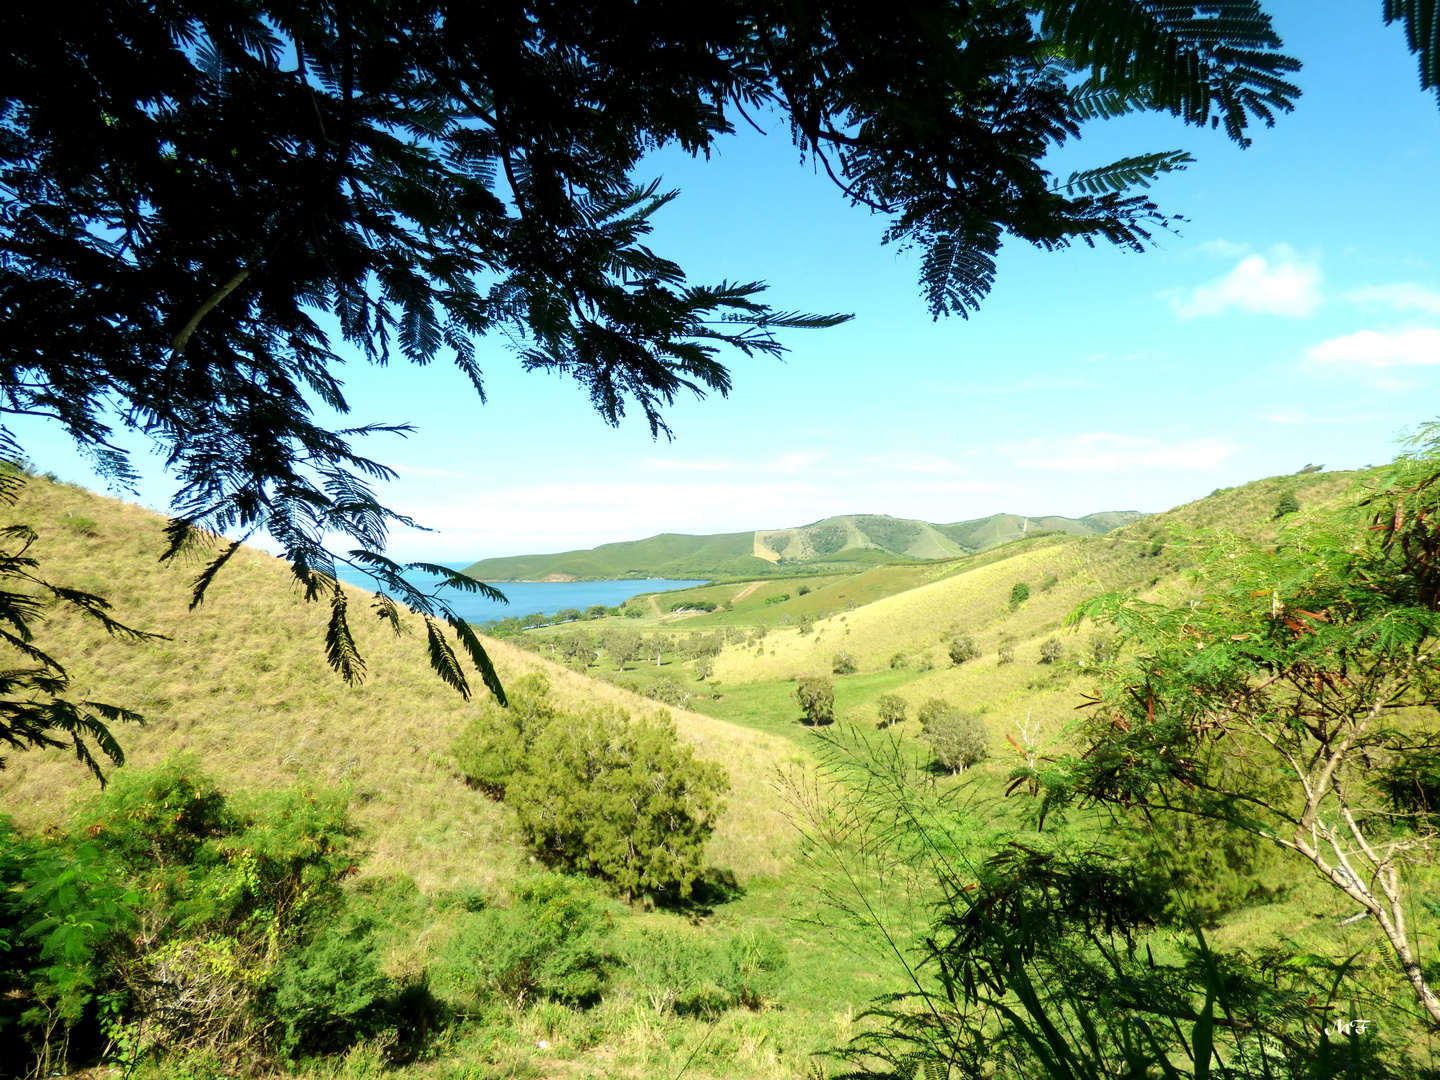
[462, 509, 1147, 581]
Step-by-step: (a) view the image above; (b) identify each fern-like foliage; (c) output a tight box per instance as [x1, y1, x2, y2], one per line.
[1385, 0, 1440, 107]
[0, 452, 160, 781]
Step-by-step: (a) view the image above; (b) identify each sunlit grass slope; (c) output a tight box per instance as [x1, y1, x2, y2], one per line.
[0, 477, 801, 892]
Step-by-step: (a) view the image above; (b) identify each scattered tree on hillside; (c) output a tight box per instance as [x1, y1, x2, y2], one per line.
[557, 633, 595, 669]
[925, 712, 991, 774]
[585, 605, 609, 621]
[603, 630, 643, 672]
[1009, 583, 1031, 607]
[997, 638, 1016, 665]
[832, 651, 857, 675]
[1273, 490, 1300, 518]
[876, 694, 907, 728]
[797, 585, 811, 596]
[694, 657, 715, 681]
[917, 698, 958, 733]
[1038, 638, 1064, 665]
[948, 635, 981, 666]
[795, 678, 835, 726]
[798, 613, 815, 635]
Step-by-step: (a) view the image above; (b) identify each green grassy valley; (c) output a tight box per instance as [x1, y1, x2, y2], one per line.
[459, 510, 1147, 582]
[4, 464, 1438, 1078]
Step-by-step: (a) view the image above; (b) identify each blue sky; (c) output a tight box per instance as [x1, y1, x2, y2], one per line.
[14, 0, 1440, 561]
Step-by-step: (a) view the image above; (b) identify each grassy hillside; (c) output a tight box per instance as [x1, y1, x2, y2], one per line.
[0, 478, 800, 892]
[461, 509, 1146, 581]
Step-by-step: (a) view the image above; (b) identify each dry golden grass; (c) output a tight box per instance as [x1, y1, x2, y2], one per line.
[0, 478, 800, 892]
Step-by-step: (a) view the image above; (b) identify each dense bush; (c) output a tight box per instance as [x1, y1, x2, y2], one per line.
[765, 594, 789, 605]
[1009, 582, 1030, 606]
[694, 656, 715, 680]
[797, 613, 814, 634]
[997, 637, 1016, 665]
[1273, 490, 1300, 519]
[795, 677, 835, 725]
[454, 678, 729, 899]
[266, 920, 393, 1057]
[1038, 637, 1064, 665]
[724, 928, 788, 1009]
[832, 650, 857, 675]
[916, 698, 956, 732]
[647, 676, 690, 707]
[0, 761, 418, 1076]
[440, 875, 613, 1007]
[947, 635, 980, 665]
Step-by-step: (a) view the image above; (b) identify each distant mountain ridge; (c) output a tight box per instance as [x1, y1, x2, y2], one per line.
[460, 510, 1147, 581]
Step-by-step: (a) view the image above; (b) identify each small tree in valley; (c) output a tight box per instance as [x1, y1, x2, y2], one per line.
[795, 677, 835, 726]
[875, 694, 907, 728]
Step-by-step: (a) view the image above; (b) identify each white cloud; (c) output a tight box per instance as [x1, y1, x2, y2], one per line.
[1007, 433, 1239, 473]
[1345, 283, 1440, 314]
[1306, 327, 1440, 367]
[1172, 247, 1322, 318]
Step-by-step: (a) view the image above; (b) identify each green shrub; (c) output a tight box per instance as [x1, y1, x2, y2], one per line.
[947, 635, 980, 666]
[1009, 582, 1030, 606]
[266, 920, 393, 1057]
[694, 656, 715, 680]
[797, 613, 814, 634]
[1038, 638, 1064, 665]
[997, 637, 1015, 665]
[585, 605, 608, 620]
[440, 875, 613, 1006]
[889, 652, 908, 669]
[831, 650, 856, 675]
[452, 673, 558, 797]
[925, 713, 991, 774]
[794, 677, 834, 725]
[723, 928, 788, 1009]
[917, 698, 955, 732]
[493, 696, 729, 898]
[765, 594, 789, 605]
[60, 514, 100, 536]
[625, 926, 731, 1017]
[1273, 491, 1300, 519]
[74, 756, 236, 872]
[875, 694, 906, 728]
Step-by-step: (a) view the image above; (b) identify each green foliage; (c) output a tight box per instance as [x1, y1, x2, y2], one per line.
[625, 926, 732, 1018]
[723, 928, 788, 1010]
[1273, 490, 1300, 518]
[832, 650, 857, 675]
[797, 613, 814, 634]
[623, 606, 643, 619]
[797, 584, 811, 596]
[888, 651, 908, 669]
[694, 656, 715, 680]
[647, 676, 691, 708]
[916, 698, 957, 732]
[583, 605, 607, 619]
[455, 677, 727, 898]
[511, 709, 728, 898]
[924, 712, 991, 774]
[1037, 637, 1064, 664]
[947, 635, 980, 665]
[875, 694, 907, 728]
[440, 875, 613, 1006]
[1009, 582, 1031, 606]
[997, 636, 1016, 664]
[452, 674, 558, 798]
[795, 677, 835, 725]
[266, 920, 394, 1057]
[766, 594, 790, 605]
